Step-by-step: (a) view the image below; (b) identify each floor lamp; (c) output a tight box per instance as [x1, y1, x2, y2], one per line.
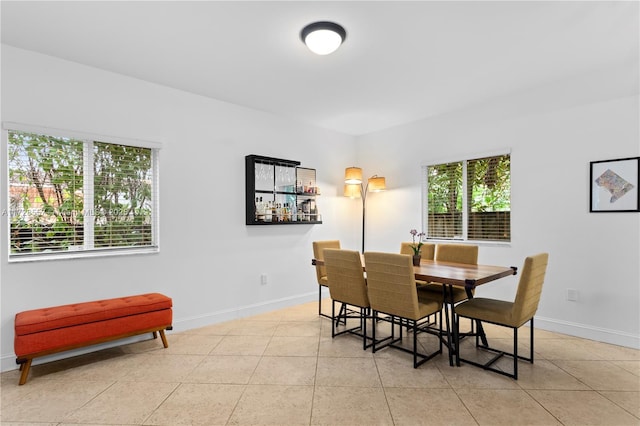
[344, 167, 386, 253]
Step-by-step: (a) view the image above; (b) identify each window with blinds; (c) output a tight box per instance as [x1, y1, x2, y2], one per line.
[6, 127, 159, 260]
[424, 153, 510, 242]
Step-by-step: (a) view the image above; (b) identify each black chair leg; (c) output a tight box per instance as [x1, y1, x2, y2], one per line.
[513, 326, 518, 380]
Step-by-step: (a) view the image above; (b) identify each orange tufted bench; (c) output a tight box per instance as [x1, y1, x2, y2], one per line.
[14, 293, 173, 385]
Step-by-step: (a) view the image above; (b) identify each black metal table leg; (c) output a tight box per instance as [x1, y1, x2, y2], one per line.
[465, 287, 488, 346]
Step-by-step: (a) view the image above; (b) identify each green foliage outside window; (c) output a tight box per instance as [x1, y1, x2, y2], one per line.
[8, 130, 154, 255]
[426, 154, 510, 241]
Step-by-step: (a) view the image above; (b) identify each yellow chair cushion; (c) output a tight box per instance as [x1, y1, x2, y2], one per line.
[418, 283, 469, 304]
[455, 297, 522, 327]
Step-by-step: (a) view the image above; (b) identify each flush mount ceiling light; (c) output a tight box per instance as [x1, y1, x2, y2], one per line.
[300, 21, 346, 55]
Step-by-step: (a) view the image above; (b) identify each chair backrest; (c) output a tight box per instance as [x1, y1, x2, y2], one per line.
[512, 253, 549, 325]
[323, 249, 369, 308]
[364, 252, 421, 320]
[400, 242, 435, 260]
[435, 243, 478, 265]
[312, 240, 341, 285]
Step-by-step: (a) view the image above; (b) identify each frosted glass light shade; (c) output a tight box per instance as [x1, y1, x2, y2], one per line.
[344, 167, 363, 184]
[301, 21, 346, 55]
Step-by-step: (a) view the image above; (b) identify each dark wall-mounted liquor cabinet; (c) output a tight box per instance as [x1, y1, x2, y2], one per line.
[245, 155, 322, 225]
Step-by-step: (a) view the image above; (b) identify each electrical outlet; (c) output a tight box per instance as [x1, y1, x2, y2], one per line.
[260, 273, 268, 285]
[567, 288, 578, 302]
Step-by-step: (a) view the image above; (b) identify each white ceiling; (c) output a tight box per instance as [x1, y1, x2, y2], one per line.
[1, 1, 638, 135]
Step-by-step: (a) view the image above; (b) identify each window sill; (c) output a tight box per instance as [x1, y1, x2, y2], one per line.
[425, 239, 511, 248]
[8, 246, 160, 263]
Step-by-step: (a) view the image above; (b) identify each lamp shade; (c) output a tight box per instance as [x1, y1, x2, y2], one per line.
[301, 21, 347, 55]
[344, 167, 363, 184]
[368, 176, 386, 192]
[343, 184, 361, 198]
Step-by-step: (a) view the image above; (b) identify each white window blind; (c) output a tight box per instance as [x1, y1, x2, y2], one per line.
[424, 152, 510, 242]
[5, 124, 160, 261]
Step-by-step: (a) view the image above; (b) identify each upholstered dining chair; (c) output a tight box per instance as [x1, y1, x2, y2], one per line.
[323, 248, 372, 350]
[400, 242, 436, 286]
[454, 252, 549, 379]
[418, 243, 479, 304]
[399, 242, 436, 259]
[312, 240, 340, 319]
[364, 252, 443, 368]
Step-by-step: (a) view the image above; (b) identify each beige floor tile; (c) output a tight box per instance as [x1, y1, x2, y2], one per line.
[311, 386, 393, 425]
[2, 299, 639, 426]
[528, 390, 640, 425]
[183, 355, 260, 384]
[0, 380, 111, 423]
[318, 335, 374, 358]
[226, 320, 280, 336]
[144, 383, 244, 425]
[612, 360, 640, 376]
[182, 320, 237, 336]
[573, 339, 640, 361]
[438, 359, 521, 389]
[534, 338, 604, 360]
[553, 360, 640, 391]
[159, 333, 224, 355]
[64, 381, 177, 424]
[274, 320, 322, 337]
[599, 390, 640, 418]
[457, 388, 561, 425]
[209, 335, 271, 356]
[281, 307, 325, 322]
[514, 359, 590, 390]
[1, 369, 34, 404]
[249, 356, 317, 385]
[227, 384, 314, 425]
[532, 328, 576, 340]
[385, 387, 477, 425]
[316, 356, 382, 388]
[118, 353, 204, 382]
[460, 336, 532, 359]
[243, 309, 286, 322]
[375, 354, 449, 388]
[263, 335, 320, 356]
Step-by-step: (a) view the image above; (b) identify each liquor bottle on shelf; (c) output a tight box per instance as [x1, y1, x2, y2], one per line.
[255, 197, 260, 221]
[264, 200, 272, 222]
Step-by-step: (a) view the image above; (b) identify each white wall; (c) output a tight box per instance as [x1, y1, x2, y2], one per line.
[0, 46, 362, 371]
[1, 45, 638, 373]
[356, 61, 640, 348]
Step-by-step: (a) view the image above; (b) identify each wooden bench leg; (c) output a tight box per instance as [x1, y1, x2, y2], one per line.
[18, 359, 32, 385]
[152, 331, 158, 339]
[159, 330, 169, 348]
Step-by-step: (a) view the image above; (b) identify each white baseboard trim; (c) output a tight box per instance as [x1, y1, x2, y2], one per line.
[1, 290, 322, 373]
[535, 316, 640, 349]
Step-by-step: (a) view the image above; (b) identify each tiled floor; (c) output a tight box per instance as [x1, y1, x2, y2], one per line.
[1, 299, 639, 425]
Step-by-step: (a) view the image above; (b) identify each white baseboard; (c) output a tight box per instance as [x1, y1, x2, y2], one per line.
[1, 290, 321, 373]
[535, 316, 640, 349]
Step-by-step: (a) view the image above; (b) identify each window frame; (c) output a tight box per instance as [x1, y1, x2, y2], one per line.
[421, 149, 511, 246]
[3, 122, 161, 262]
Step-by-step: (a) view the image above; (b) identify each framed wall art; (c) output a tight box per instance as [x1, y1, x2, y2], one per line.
[590, 156, 639, 212]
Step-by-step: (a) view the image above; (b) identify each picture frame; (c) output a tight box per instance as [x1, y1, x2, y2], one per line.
[590, 156, 639, 212]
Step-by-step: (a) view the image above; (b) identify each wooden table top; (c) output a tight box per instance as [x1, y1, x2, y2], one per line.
[313, 256, 517, 289]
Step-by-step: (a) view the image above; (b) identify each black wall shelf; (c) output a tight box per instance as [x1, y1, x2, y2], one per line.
[245, 155, 322, 225]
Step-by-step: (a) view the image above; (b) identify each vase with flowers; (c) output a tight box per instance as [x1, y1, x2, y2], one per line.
[409, 229, 425, 266]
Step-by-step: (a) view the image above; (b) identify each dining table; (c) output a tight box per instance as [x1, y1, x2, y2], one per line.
[312, 255, 517, 367]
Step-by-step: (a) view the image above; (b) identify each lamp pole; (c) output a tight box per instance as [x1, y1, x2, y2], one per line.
[360, 182, 367, 253]
[344, 168, 386, 254]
